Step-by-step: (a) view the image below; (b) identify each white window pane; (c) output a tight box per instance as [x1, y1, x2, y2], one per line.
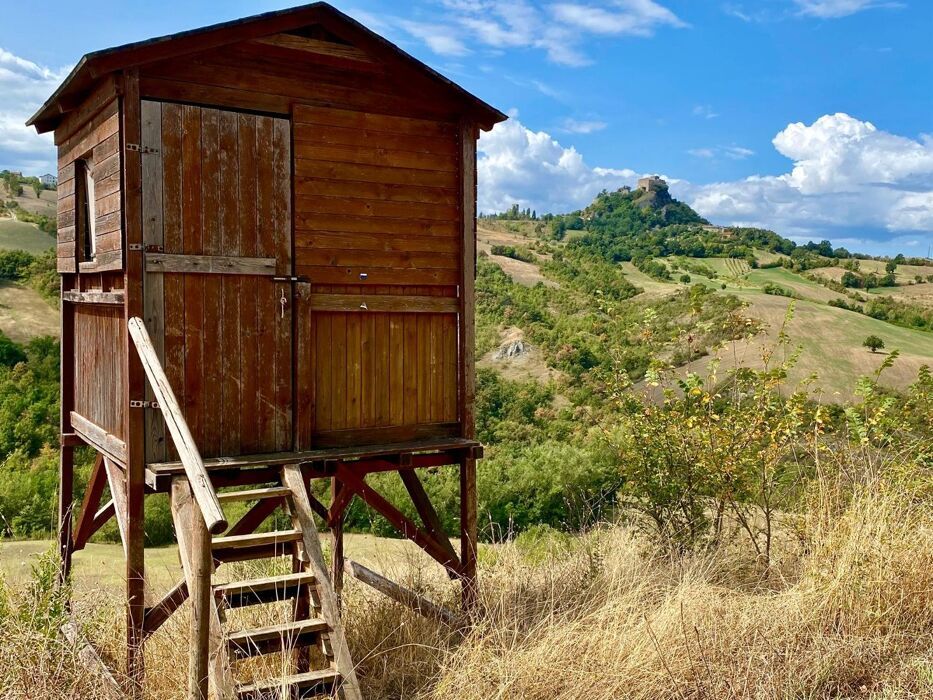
[85, 165, 96, 256]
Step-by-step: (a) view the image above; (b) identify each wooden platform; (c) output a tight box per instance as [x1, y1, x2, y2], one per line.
[145, 437, 482, 491]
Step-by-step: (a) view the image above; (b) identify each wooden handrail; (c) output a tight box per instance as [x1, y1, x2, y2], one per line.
[128, 317, 227, 534]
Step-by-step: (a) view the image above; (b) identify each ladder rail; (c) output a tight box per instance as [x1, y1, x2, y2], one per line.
[128, 316, 226, 534]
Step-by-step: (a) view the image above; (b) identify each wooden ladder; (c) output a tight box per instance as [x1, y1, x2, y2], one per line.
[171, 464, 362, 700]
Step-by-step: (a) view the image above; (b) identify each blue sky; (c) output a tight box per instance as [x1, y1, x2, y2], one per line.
[2, 0, 932, 257]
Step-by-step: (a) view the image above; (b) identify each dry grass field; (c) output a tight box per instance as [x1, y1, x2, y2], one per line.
[0, 282, 59, 342]
[1, 464, 930, 700]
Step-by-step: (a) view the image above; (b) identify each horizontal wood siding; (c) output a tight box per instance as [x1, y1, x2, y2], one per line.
[293, 104, 460, 286]
[151, 102, 292, 459]
[57, 97, 123, 273]
[73, 305, 126, 439]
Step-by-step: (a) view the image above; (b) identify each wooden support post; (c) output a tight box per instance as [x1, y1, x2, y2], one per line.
[400, 469, 459, 564]
[331, 477, 345, 604]
[59, 275, 76, 590]
[172, 478, 212, 700]
[122, 67, 147, 696]
[458, 120, 479, 616]
[59, 445, 74, 588]
[460, 456, 478, 616]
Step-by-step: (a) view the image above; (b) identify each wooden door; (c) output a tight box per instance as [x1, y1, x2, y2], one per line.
[292, 105, 461, 448]
[141, 100, 293, 462]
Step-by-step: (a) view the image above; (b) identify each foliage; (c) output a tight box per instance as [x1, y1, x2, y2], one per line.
[863, 335, 885, 353]
[0, 249, 58, 304]
[489, 244, 536, 263]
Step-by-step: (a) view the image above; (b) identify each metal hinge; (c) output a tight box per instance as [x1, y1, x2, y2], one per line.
[130, 400, 160, 409]
[126, 143, 160, 155]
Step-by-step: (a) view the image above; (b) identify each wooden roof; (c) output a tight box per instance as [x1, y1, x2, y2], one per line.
[27, 2, 507, 134]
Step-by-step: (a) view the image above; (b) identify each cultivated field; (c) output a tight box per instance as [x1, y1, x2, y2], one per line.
[0, 219, 55, 253]
[0, 282, 59, 342]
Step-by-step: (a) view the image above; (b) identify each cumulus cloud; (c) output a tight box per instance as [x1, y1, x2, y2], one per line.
[677, 113, 933, 245]
[0, 49, 67, 173]
[393, 0, 685, 67]
[477, 112, 932, 254]
[793, 0, 904, 18]
[477, 117, 637, 213]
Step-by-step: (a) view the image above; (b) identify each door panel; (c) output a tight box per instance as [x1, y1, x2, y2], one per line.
[142, 100, 292, 461]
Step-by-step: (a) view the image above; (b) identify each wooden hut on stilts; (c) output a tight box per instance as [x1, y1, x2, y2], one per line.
[27, 4, 506, 697]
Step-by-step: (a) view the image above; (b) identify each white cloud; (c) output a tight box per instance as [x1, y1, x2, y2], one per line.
[793, 0, 904, 18]
[389, 0, 685, 67]
[477, 117, 637, 213]
[676, 113, 933, 245]
[688, 148, 716, 159]
[693, 104, 720, 119]
[395, 20, 470, 56]
[725, 146, 755, 160]
[560, 118, 608, 134]
[0, 49, 67, 174]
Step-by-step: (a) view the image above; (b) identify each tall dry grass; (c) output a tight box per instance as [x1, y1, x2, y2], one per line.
[1, 466, 930, 699]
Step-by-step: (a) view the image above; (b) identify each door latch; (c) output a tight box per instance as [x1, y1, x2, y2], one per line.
[130, 400, 160, 409]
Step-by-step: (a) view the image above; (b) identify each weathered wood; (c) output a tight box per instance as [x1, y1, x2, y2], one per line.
[63, 290, 126, 305]
[122, 70, 147, 698]
[214, 571, 316, 609]
[171, 478, 230, 700]
[212, 529, 302, 550]
[72, 454, 107, 551]
[335, 465, 461, 577]
[103, 457, 130, 556]
[226, 618, 329, 660]
[62, 619, 126, 700]
[141, 99, 166, 465]
[145, 253, 277, 275]
[149, 437, 480, 473]
[281, 464, 363, 700]
[216, 486, 291, 502]
[331, 478, 345, 602]
[400, 469, 459, 565]
[460, 456, 478, 615]
[237, 669, 340, 699]
[345, 559, 459, 627]
[305, 294, 458, 313]
[71, 411, 127, 464]
[128, 317, 226, 534]
[143, 578, 188, 637]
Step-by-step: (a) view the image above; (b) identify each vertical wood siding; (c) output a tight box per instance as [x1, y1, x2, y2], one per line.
[73, 305, 127, 438]
[145, 101, 292, 459]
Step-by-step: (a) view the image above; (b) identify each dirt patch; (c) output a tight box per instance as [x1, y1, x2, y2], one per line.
[477, 225, 557, 288]
[0, 282, 59, 342]
[479, 326, 564, 385]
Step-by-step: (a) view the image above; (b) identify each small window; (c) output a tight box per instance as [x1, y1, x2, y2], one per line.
[77, 158, 96, 261]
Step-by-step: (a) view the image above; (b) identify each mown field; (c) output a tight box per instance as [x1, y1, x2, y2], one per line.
[0, 219, 55, 254]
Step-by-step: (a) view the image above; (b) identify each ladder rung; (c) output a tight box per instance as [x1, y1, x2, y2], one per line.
[212, 530, 302, 550]
[237, 668, 340, 698]
[217, 487, 292, 503]
[227, 618, 330, 660]
[215, 572, 316, 609]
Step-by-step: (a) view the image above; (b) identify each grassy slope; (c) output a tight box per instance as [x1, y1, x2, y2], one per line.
[0, 219, 55, 253]
[612, 257, 933, 398]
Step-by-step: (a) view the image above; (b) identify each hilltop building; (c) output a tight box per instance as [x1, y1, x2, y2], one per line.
[40, 173, 57, 187]
[638, 175, 667, 193]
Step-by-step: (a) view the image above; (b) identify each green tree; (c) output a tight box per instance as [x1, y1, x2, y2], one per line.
[31, 181, 42, 199]
[863, 335, 885, 353]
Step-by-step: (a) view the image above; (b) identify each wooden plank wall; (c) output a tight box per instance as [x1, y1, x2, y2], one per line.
[73, 305, 127, 439]
[148, 101, 292, 459]
[57, 97, 123, 273]
[138, 39, 461, 124]
[297, 287, 458, 446]
[292, 103, 462, 446]
[293, 105, 460, 286]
